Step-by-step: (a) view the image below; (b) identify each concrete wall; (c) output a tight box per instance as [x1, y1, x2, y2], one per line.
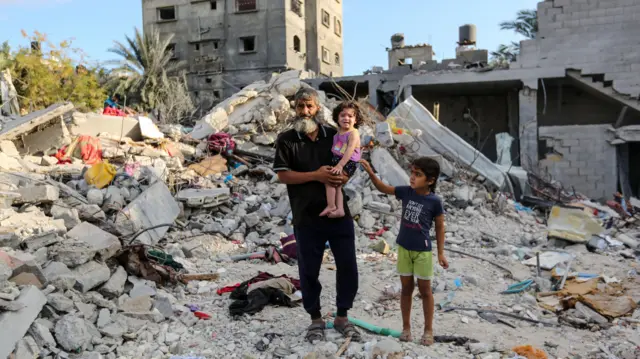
[538, 124, 617, 200]
[305, 0, 343, 77]
[388, 45, 433, 70]
[514, 0, 640, 97]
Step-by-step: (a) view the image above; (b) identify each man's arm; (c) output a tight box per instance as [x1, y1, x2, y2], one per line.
[278, 168, 347, 186]
[335, 131, 361, 169]
[359, 160, 395, 195]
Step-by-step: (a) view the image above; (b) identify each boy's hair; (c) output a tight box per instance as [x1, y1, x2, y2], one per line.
[412, 157, 440, 193]
[332, 101, 364, 129]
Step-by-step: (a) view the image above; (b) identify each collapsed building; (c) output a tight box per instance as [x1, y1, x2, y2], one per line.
[306, 0, 640, 202]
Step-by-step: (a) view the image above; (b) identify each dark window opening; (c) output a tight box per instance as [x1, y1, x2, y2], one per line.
[236, 0, 256, 12]
[293, 36, 301, 52]
[213, 90, 222, 98]
[335, 52, 340, 65]
[240, 36, 256, 53]
[321, 10, 330, 27]
[213, 40, 220, 49]
[195, 43, 200, 51]
[166, 43, 177, 59]
[194, 91, 199, 98]
[157, 6, 176, 21]
[291, 0, 302, 16]
[206, 78, 212, 84]
[322, 47, 329, 63]
[210, 1, 217, 10]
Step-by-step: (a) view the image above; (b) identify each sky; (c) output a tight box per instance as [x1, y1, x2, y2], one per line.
[0, 0, 540, 76]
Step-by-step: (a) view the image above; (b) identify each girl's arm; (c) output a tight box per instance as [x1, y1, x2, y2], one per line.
[336, 131, 361, 169]
[359, 160, 395, 195]
[435, 214, 445, 256]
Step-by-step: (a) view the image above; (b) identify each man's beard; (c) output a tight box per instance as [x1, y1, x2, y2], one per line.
[293, 117, 319, 134]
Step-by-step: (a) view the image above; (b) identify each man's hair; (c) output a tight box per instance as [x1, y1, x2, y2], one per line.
[412, 157, 440, 193]
[294, 87, 319, 106]
[332, 101, 364, 129]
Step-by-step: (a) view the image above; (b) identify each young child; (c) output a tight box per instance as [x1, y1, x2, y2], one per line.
[319, 101, 363, 218]
[360, 157, 448, 346]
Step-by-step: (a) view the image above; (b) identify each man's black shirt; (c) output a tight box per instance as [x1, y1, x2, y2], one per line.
[273, 125, 352, 226]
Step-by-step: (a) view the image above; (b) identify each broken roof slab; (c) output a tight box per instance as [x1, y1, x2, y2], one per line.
[0, 103, 74, 141]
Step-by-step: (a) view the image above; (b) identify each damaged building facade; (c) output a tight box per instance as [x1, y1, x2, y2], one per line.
[141, 0, 344, 110]
[306, 0, 640, 201]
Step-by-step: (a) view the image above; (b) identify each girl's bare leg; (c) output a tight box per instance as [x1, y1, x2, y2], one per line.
[417, 279, 434, 346]
[328, 186, 345, 218]
[319, 184, 337, 216]
[399, 276, 414, 342]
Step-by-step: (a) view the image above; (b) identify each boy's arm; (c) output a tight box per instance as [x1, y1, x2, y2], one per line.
[360, 160, 395, 195]
[435, 214, 445, 256]
[335, 131, 361, 169]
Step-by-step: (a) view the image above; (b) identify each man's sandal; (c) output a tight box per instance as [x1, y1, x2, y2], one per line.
[333, 321, 362, 342]
[305, 322, 326, 343]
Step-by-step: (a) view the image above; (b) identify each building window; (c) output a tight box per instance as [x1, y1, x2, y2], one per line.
[291, 0, 302, 17]
[206, 78, 213, 83]
[157, 6, 176, 21]
[194, 91, 199, 98]
[212, 40, 220, 49]
[210, 1, 217, 9]
[213, 90, 222, 99]
[239, 36, 256, 53]
[236, 0, 256, 12]
[321, 10, 330, 28]
[334, 18, 341, 36]
[322, 46, 329, 64]
[293, 36, 301, 52]
[335, 52, 340, 65]
[195, 43, 200, 51]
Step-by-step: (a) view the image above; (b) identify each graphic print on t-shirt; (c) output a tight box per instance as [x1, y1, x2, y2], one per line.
[403, 200, 423, 229]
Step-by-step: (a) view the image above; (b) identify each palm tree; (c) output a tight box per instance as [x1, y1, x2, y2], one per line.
[491, 10, 538, 65]
[107, 27, 185, 109]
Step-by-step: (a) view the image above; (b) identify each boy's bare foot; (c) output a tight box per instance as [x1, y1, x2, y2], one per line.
[327, 208, 345, 218]
[420, 331, 434, 346]
[319, 206, 337, 217]
[399, 329, 412, 342]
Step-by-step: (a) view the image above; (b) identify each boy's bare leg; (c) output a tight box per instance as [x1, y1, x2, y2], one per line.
[399, 276, 415, 342]
[319, 184, 337, 216]
[328, 186, 345, 218]
[417, 279, 434, 346]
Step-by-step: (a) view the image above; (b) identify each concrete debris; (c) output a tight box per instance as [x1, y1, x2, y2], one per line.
[0, 71, 637, 359]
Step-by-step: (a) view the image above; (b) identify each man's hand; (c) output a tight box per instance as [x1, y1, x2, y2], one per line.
[359, 160, 374, 175]
[314, 166, 345, 187]
[438, 254, 449, 270]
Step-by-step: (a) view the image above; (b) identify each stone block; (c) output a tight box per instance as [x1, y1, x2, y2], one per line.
[371, 148, 409, 187]
[50, 203, 81, 230]
[73, 261, 111, 293]
[67, 222, 121, 261]
[99, 265, 127, 299]
[16, 185, 59, 204]
[0, 140, 19, 156]
[0, 286, 47, 359]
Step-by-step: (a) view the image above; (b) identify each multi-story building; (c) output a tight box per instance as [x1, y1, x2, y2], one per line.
[141, 0, 344, 110]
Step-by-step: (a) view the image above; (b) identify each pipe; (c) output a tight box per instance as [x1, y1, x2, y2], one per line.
[327, 314, 402, 338]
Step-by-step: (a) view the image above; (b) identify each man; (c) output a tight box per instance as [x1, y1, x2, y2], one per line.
[273, 88, 362, 342]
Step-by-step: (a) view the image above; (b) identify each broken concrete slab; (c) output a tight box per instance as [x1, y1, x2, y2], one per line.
[175, 188, 231, 208]
[28, 318, 57, 348]
[18, 116, 72, 155]
[114, 181, 180, 245]
[0, 140, 19, 156]
[15, 184, 59, 204]
[388, 97, 512, 192]
[0, 102, 74, 141]
[371, 148, 410, 187]
[137, 116, 165, 139]
[22, 232, 61, 252]
[99, 266, 127, 299]
[42, 261, 76, 290]
[73, 261, 111, 293]
[190, 107, 228, 140]
[69, 112, 142, 140]
[0, 285, 47, 359]
[54, 314, 92, 352]
[67, 222, 122, 261]
[50, 203, 81, 229]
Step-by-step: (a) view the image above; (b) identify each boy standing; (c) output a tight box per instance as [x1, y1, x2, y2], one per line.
[360, 157, 448, 346]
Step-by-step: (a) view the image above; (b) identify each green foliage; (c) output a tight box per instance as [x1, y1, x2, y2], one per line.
[107, 27, 194, 121]
[8, 31, 106, 113]
[492, 10, 538, 65]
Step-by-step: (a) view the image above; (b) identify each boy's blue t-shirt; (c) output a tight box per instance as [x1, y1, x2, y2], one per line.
[395, 186, 444, 252]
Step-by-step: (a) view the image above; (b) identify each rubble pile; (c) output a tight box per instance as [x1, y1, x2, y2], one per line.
[0, 70, 639, 359]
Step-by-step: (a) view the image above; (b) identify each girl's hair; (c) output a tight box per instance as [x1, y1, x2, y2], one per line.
[332, 101, 364, 128]
[412, 157, 440, 193]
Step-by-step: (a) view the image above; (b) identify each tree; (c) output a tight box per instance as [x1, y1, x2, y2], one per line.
[8, 31, 106, 112]
[0, 41, 12, 70]
[491, 9, 538, 65]
[107, 27, 195, 123]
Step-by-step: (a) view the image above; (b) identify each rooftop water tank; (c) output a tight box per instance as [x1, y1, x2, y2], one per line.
[391, 33, 405, 49]
[458, 24, 477, 45]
